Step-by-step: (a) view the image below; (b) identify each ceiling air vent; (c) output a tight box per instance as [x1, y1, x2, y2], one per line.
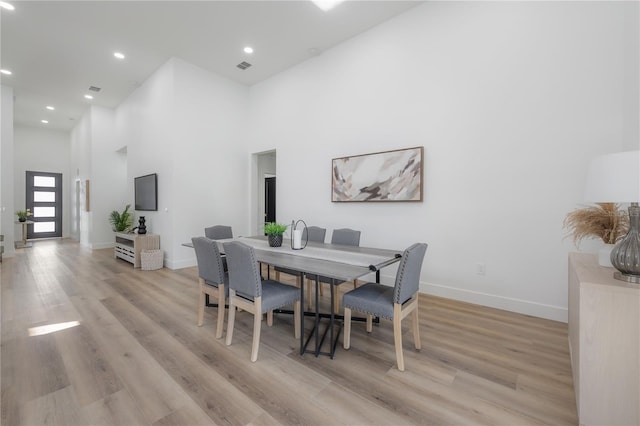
[88, 86, 101, 92]
[236, 61, 252, 70]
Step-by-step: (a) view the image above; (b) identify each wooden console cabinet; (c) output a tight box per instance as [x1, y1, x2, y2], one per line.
[568, 252, 639, 426]
[115, 232, 160, 268]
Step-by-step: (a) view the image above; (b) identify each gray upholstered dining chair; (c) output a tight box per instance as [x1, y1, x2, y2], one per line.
[223, 241, 301, 362]
[342, 242, 427, 371]
[274, 226, 327, 308]
[204, 225, 233, 270]
[307, 228, 361, 313]
[192, 236, 229, 339]
[204, 225, 233, 240]
[331, 228, 361, 246]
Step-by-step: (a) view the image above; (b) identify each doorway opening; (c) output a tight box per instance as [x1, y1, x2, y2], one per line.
[265, 176, 276, 228]
[252, 150, 277, 235]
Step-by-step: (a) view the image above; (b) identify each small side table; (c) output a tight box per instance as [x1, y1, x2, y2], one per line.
[15, 220, 34, 248]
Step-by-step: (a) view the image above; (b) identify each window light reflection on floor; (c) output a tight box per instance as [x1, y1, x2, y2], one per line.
[28, 320, 80, 337]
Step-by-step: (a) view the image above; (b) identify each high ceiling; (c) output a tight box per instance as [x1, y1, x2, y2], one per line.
[1, 1, 420, 132]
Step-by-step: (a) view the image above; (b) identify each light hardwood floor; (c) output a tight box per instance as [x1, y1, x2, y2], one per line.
[1, 239, 578, 425]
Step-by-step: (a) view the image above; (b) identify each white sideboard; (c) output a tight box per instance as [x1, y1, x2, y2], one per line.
[115, 232, 160, 268]
[568, 252, 639, 426]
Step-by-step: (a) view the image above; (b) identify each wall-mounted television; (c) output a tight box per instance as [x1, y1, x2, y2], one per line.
[134, 173, 158, 211]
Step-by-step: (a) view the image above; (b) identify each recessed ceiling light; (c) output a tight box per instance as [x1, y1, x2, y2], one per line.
[84, 94, 93, 100]
[46, 106, 55, 111]
[113, 52, 125, 60]
[0, 2, 15, 11]
[311, 0, 344, 12]
[243, 46, 254, 54]
[41, 120, 49, 124]
[0, 69, 12, 75]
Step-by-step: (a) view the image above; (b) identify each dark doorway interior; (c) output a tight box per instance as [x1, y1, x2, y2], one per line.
[264, 176, 276, 232]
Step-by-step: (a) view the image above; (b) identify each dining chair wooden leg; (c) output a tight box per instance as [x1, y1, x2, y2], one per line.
[197, 279, 206, 327]
[225, 291, 237, 346]
[267, 310, 273, 326]
[215, 284, 225, 339]
[293, 300, 300, 339]
[251, 297, 263, 362]
[393, 303, 405, 371]
[343, 307, 352, 349]
[412, 301, 421, 350]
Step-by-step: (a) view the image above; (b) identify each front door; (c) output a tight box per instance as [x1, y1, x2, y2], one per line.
[26, 171, 62, 240]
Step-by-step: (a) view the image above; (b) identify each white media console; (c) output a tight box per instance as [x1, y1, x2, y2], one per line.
[115, 232, 160, 268]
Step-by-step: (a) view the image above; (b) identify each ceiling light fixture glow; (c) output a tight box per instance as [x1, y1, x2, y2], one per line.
[243, 46, 254, 54]
[311, 0, 344, 12]
[0, 2, 15, 11]
[46, 106, 55, 111]
[0, 69, 12, 75]
[113, 52, 125, 59]
[41, 120, 49, 124]
[84, 94, 93, 100]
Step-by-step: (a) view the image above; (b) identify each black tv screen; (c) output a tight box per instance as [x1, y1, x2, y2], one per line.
[134, 173, 157, 211]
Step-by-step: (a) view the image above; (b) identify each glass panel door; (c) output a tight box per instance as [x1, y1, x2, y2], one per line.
[26, 171, 62, 240]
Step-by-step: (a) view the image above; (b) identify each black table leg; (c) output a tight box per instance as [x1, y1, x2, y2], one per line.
[315, 275, 320, 355]
[299, 272, 305, 356]
[329, 279, 335, 358]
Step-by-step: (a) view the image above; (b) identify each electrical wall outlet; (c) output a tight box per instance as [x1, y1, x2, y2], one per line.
[475, 262, 486, 275]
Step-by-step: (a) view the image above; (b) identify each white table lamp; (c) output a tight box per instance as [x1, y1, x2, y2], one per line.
[584, 150, 640, 283]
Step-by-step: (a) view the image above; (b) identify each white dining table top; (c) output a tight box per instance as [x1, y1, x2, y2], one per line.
[185, 235, 402, 282]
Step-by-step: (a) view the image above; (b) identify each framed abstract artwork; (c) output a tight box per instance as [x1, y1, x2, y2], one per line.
[332, 146, 424, 202]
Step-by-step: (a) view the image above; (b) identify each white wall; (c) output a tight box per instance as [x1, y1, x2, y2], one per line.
[13, 125, 71, 242]
[70, 110, 92, 246]
[170, 58, 249, 268]
[115, 57, 175, 254]
[89, 106, 125, 249]
[113, 57, 249, 269]
[247, 1, 639, 321]
[1, 85, 14, 257]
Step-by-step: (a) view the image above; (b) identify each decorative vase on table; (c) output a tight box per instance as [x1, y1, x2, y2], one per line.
[610, 204, 640, 282]
[18, 217, 26, 223]
[268, 234, 283, 247]
[137, 216, 147, 235]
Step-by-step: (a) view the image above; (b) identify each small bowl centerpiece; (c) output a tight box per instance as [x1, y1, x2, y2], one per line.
[264, 222, 288, 247]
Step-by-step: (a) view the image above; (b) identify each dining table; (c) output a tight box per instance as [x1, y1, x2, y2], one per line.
[185, 235, 402, 358]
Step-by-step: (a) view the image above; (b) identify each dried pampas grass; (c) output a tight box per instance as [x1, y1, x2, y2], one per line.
[564, 203, 629, 246]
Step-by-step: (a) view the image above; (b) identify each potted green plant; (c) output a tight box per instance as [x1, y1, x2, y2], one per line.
[16, 209, 31, 222]
[109, 204, 134, 232]
[264, 222, 288, 247]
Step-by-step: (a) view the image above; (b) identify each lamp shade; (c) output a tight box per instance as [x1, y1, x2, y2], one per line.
[584, 150, 640, 203]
